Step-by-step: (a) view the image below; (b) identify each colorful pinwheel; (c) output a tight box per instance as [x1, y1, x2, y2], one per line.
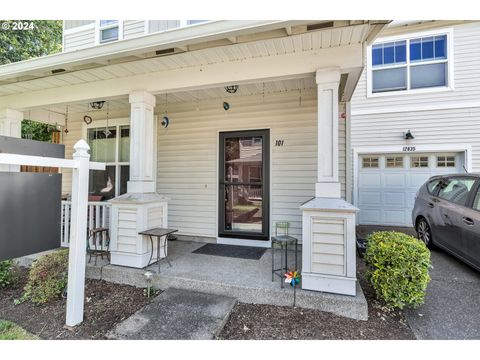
[284, 270, 300, 287]
[285, 270, 301, 307]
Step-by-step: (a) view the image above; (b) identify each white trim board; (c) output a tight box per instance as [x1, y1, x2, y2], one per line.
[351, 143, 473, 213]
[351, 100, 480, 116]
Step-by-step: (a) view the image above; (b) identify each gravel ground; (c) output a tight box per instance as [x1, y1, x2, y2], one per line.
[0, 268, 154, 340]
[218, 257, 415, 340]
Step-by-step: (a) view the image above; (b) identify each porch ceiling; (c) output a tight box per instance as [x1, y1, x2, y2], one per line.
[27, 77, 317, 116]
[0, 23, 370, 98]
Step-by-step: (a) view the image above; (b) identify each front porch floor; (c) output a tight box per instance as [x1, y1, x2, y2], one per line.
[88, 241, 367, 320]
[17, 241, 367, 320]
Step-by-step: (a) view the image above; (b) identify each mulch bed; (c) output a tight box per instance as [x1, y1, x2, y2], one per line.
[218, 256, 415, 340]
[0, 268, 153, 340]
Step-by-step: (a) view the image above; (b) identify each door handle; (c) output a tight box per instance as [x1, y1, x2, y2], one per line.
[463, 217, 474, 226]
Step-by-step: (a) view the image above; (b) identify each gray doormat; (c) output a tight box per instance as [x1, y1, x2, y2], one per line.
[193, 243, 267, 260]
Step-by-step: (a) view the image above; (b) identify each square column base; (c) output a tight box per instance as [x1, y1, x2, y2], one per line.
[302, 272, 356, 296]
[300, 197, 359, 296]
[109, 193, 168, 268]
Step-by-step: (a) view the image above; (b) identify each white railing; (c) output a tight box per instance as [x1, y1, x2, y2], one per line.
[61, 200, 111, 250]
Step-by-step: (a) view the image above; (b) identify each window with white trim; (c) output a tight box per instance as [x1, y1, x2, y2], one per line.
[386, 156, 404, 168]
[87, 125, 130, 199]
[99, 20, 119, 43]
[362, 156, 379, 168]
[437, 155, 456, 168]
[371, 33, 448, 93]
[411, 156, 429, 168]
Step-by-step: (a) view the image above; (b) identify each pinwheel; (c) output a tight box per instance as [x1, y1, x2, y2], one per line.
[285, 270, 301, 307]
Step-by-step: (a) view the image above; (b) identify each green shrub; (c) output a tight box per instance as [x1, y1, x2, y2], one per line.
[364, 231, 431, 309]
[23, 249, 69, 304]
[0, 260, 15, 288]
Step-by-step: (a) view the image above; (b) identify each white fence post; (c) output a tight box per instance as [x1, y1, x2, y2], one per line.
[66, 140, 90, 327]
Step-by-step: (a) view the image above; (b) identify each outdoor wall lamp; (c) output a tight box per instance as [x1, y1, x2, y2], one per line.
[161, 116, 170, 128]
[404, 130, 415, 140]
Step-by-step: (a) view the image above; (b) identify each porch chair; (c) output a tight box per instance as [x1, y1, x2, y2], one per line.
[271, 221, 298, 288]
[87, 227, 110, 265]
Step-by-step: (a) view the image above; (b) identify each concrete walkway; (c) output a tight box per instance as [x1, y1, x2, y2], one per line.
[405, 249, 480, 340]
[108, 288, 237, 340]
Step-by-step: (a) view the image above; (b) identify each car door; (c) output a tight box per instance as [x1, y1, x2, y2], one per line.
[435, 176, 477, 257]
[460, 180, 480, 270]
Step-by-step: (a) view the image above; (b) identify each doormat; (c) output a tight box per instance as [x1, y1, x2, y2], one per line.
[193, 243, 267, 260]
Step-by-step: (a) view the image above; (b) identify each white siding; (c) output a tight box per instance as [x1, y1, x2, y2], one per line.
[123, 21, 145, 40]
[349, 22, 480, 201]
[156, 90, 346, 241]
[60, 90, 347, 243]
[351, 22, 480, 111]
[148, 20, 180, 33]
[63, 26, 95, 52]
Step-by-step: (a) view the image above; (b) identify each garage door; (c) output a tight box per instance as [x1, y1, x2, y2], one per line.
[358, 152, 464, 226]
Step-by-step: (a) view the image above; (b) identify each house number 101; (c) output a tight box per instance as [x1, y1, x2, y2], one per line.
[275, 140, 284, 147]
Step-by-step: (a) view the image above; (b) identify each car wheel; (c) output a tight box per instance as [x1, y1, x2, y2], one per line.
[417, 218, 434, 249]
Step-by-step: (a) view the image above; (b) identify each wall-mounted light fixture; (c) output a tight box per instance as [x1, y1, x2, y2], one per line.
[404, 130, 415, 140]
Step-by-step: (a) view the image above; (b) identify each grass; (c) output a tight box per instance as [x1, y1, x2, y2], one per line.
[0, 319, 38, 340]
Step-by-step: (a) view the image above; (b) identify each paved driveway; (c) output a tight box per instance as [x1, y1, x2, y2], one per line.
[357, 225, 480, 340]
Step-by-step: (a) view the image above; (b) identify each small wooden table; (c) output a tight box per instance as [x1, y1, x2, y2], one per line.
[138, 228, 178, 273]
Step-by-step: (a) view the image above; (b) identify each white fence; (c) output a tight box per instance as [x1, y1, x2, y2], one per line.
[61, 200, 111, 249]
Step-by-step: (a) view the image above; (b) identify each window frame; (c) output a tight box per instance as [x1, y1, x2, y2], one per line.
[83, 117, 130, 198]
[95, 20, 123, 45]
[435, 176, 478, 208]
[470, 179, 480, 212]
[367, 28, 454, 97]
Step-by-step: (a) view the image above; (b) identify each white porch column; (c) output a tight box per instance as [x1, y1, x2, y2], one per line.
[315, 68, 341, 198]
[0, 108, 23, 172]
[109, 90, 168, 269]
[127, 91, 156, 193]
[300, 68, 358, 296]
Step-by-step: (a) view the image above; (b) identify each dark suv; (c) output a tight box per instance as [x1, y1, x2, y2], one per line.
[412, 174, 480, 271]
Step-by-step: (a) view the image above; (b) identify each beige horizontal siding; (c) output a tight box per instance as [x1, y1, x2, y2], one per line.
[351, 22, 480, 111]
[148, 20, 180, 33]
[64, 20, 94, 30]
[124, 21, 145, 39]
[63, 26, 95, 52]
[60, 90, 347, 243]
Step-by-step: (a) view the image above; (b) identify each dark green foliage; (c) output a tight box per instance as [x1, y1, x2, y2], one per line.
[0, 20, 62, 65]
[0, 260, 16, 288]
[364, 231, 431, 309]
[23, 249, 69, 304]
[0, 20, 62, 141]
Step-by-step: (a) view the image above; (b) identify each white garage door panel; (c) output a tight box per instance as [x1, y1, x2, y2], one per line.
[358, 152, 463, 226]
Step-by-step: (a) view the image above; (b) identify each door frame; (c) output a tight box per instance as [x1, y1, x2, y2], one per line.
[352, 143, 473, 225]
[217, 129, 270, 241]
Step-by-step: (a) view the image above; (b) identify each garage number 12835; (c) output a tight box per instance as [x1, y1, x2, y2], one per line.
[403, 146, 416, 152]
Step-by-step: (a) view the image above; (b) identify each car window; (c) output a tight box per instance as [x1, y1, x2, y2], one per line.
[437, 177, 476, 206]
[473, 186, 480, 211]
[427, 179, 442, 194]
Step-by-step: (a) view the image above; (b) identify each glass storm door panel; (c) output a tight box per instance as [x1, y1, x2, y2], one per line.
[219, 130, 269, 240]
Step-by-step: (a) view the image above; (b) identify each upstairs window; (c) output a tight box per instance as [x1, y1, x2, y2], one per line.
[371, 32, 449, 94]
[99, 20, 119, 43]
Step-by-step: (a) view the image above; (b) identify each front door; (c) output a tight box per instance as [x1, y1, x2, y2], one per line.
[218, 130, 269, 240]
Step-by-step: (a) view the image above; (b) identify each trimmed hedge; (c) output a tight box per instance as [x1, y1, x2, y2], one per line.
[22, 249, 69, 304]
[364, 231, 431, 309]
